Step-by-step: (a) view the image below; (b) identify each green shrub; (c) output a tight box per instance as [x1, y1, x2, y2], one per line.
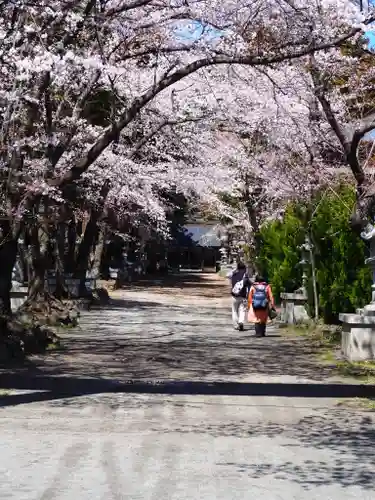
[257, 204, 305, 299]
[257, 185, 372, 323]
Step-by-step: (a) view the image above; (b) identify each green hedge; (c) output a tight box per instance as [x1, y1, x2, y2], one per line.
[256, 185, 372, 323]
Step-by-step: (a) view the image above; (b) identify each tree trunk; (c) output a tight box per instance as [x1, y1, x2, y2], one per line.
[52, 226, 69, 299]
[74, 183, 109, 295]
[26, 225, 49, 303]
[0, 225, 18, 322]
[351, 176, 375, 232]
[75, 212, 99, 296]
[90, 226, 106, 277]
[20, 224, 77, 327]
[66, 219, 77, 273]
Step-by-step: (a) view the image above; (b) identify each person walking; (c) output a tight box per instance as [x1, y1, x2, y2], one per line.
[247, 275, 275, 337]
[230, 262, 251, 331]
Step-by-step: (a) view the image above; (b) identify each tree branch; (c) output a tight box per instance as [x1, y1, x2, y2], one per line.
[309, 55, 366, 185]
[121, 45, 196, 60]
[128, 115, 207, 158]
[50, 21, 375, 188]
[348, 111, 375, 181]
[352, 111, 375, 141]
[106, 0, 154, 16]
[49, 69, 101, 169]
[24, 71, 51, 137]
[61, 0, 97, 47]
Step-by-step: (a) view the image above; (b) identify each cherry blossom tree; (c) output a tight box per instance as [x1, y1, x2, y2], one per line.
[179, 67, 324, 255]
[0, 0, 372, 324]
[304, 46, 375, 233]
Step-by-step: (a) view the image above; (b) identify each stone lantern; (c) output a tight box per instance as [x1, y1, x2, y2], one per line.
[219, 233, 229, 265]
[218, 231, 233, 276]
[297, 246, 310, 295]
[280, 236, 311, 325]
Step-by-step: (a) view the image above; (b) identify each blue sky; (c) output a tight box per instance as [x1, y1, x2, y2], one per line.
[176, 18, 375, 50]
[364, 0, 375, 48]
[173, 20, 222, 43]
[366, 31, 375, 49]
[174, 0, 375, 46]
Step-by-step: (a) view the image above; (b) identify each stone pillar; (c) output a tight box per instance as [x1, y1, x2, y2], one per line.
[11, 259, 28, 311]
[340, 314, 375, 361]
[362, 236, 375, 315]
[339, 225, 375, 360]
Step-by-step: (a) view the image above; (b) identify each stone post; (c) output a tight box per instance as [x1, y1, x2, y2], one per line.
[339, 223, 375, 360]
[11, 256, 28, 311]
[363, 235, 375, 315]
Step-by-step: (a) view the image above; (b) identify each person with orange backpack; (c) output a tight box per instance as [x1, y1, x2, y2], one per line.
[247, 275, 275, 337]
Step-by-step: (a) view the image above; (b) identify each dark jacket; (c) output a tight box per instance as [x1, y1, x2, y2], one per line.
[231, 269, 251, 298]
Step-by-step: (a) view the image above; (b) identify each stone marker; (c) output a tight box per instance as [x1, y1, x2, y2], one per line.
[339, 222, 375, 361]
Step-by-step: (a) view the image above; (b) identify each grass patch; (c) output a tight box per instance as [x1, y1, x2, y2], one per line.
[58, 322, 77, 329]
[337, 398, 375, 411]
[281, 324, 312, 337]
[318, 350, 337, 363]
[284, 322, 375, 409]
[284, 322, 375, 384]
[46, 341, 64, 352]
[334, 360, 375, 385]
[282, 322, 341, 348]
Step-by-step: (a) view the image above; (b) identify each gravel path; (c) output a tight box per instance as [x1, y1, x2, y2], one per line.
[0, 273, 374, 499]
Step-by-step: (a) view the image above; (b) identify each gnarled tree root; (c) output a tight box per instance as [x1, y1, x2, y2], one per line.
[0, 316, 60, 361]
[18, 292, 80, 327]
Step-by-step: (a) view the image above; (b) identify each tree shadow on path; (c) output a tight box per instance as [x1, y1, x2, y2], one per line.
[13, 330, 341, 382]
[1, 273, 374, 407]
[1, 373, 373, 493]
[118, 272, 229, 298]
[1, 273, 374, 493]
[0, 373, 374, 408]
[215, 409, 375, 491]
